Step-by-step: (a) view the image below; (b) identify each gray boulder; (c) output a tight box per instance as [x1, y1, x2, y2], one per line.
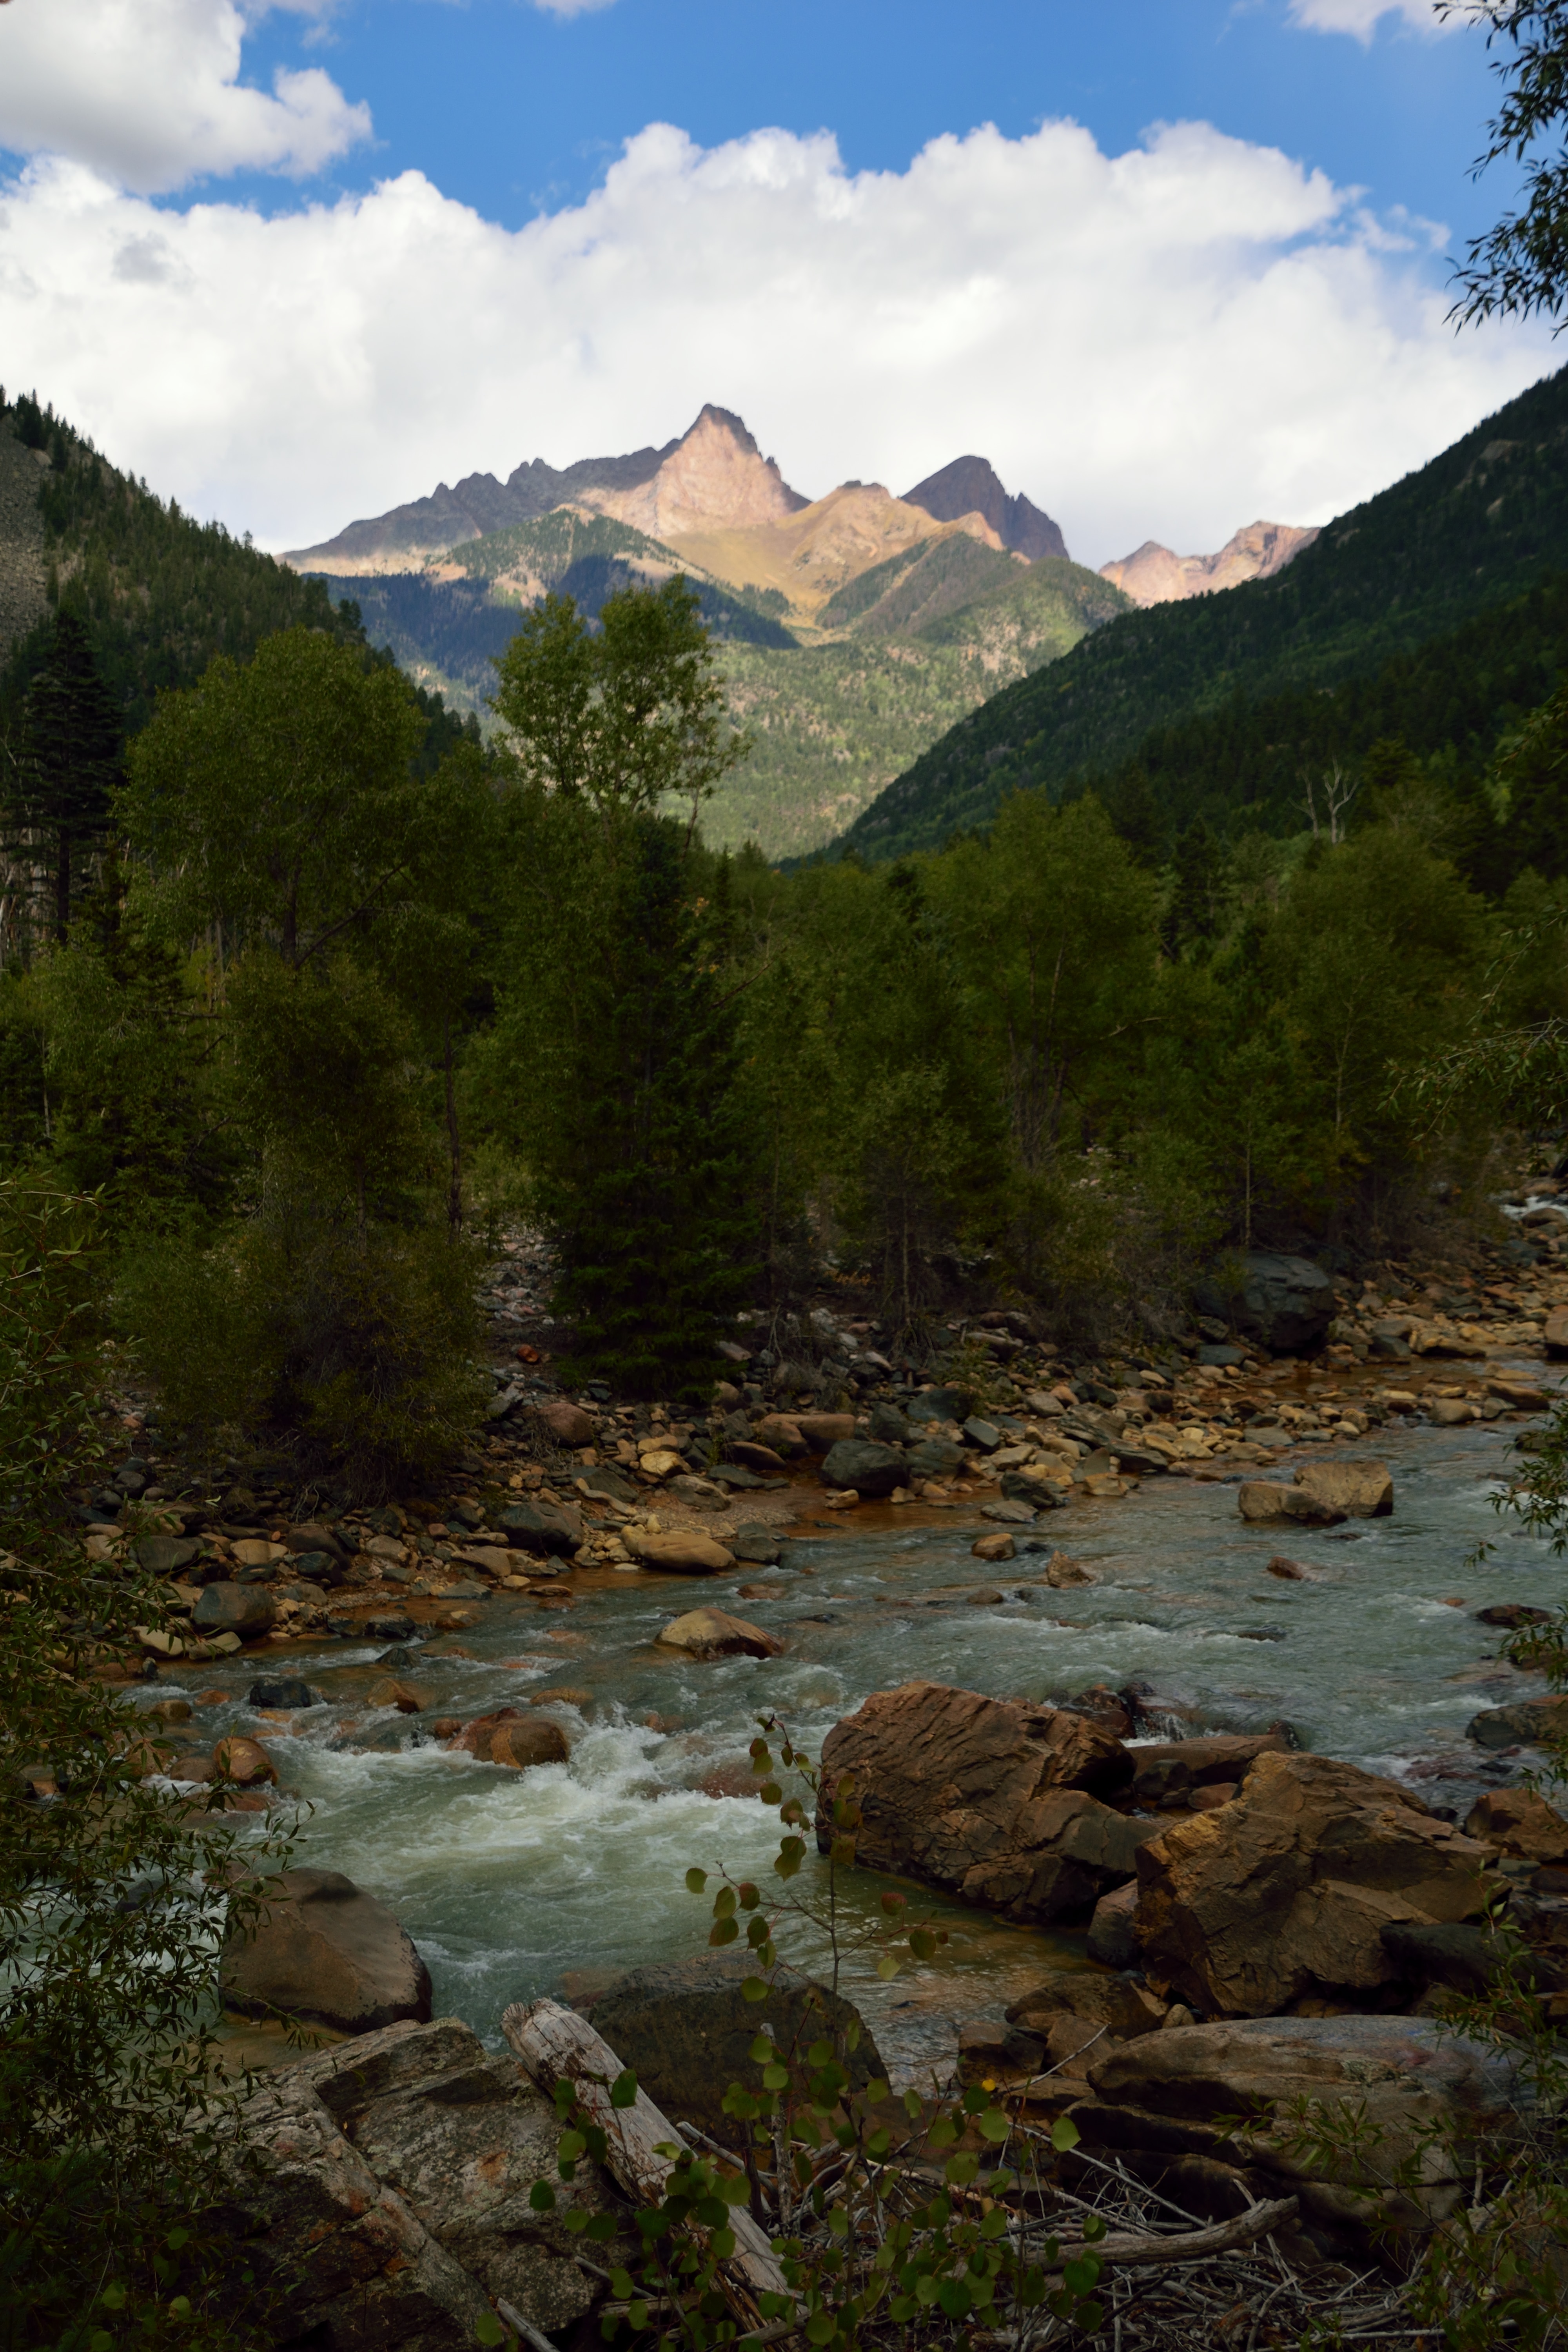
[586, 1953, 884, 2144]
[192, 1583, 276, 1638]
[867, 1400, 912, 1444]
[222, 1868, 433, 2034]
[907, 1385, 975, 1425]
[1193, 1252, 1336, 1356]
[908, 1436, 965, 1478]
[820, 1439, 906, 1496]
[498, 1497, 584, 1556]
[1467, 1695, 1568, 1750]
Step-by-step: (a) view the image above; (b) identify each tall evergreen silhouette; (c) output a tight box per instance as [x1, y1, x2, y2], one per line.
[3, 609, 122, 941]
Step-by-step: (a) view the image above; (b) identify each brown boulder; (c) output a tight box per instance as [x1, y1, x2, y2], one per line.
[623, 1530, 736, 1575]
[213, 1734, 278, 1786]
[753, 1414, 806, 1455]
[1468, 1695, 1568, 1749]
[1237, 1481, 1347, 1526]
[1134, 1751, 1498, 2015]
[535, 1399, 596, 1448]
[655, 1607, 782, 1661]
[1544, 1304, 1568, 1359]
[191, 1582, 277, 1637]
[1465, 1786, 1568, 1863]
[728, 1441, 788, 1474]
[1129, 1733, 1293, 1809]
[1293, 1459, 1394, 1517]
[793, 1412, 857, 1452]
[972, 1532, 1016, 1563]
[817, 1682, 1144, 1924]
[222, 1868, 433, 2034]
[1005, 1969, 1166, 2040]
[447, 1709, 569, 1769]
[366, 1678, 424, 1714]
[1087, 1879, 1140, 1967]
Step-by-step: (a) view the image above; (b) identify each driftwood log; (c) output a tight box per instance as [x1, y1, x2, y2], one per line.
[501, 1996, 789, 2304]
[1042, 2194, 1299, 2272]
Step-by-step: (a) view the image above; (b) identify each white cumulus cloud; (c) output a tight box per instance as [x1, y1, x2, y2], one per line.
[1287, 0, 1449, 37]
[0, 115, 1553, 567]
[0, 0, 371, 194]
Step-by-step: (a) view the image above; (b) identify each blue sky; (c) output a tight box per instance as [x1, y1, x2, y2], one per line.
[223, 0, 1510, 246]
[0, 0, 1555, 561]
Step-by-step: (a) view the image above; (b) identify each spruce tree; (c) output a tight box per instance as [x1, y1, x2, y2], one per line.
[539, 816, 757, 1396]
[2, 608, 122, 942]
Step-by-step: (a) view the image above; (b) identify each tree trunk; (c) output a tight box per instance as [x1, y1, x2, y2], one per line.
[443, 1014, 463, 1234]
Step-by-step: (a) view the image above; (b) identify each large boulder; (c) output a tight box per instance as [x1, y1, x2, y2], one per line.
[289, 2018, 637, 2331]
[1465, 1786, 1568, 1862]
[655, 1608, 782, 1661]
[446, 1708, 569, 1769]
[1087, 2014, 1535, 2230]
[1467, 1695, 1568, 1751]
[222, 1868, 433, 2034]
[218, 2017, 635, 2345]
[1237, 1481, 1347, 1526]
[1134, 1751, 1499, 2015]
[817, 1682, 1143, 1924]
[1293, 1459, 1394, 1517]
[535, 1399, 596, 1448]
[906, 1385, 975, 1425]
[498, 1498, 584, 1557]
[820, 1440, 906, 1497]
[1193, 1252, 1336, 1356]
[623, 1529, 735, 1575]
[585, 1954, 884, 2145]
[192, 1583, 276, 1638]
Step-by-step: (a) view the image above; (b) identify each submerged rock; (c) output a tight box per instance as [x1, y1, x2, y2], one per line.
[655, 1608, 782, 1660]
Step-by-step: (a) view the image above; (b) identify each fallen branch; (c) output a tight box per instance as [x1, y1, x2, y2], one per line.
[501, 1995, 789, 2303]
[1043, 2195, 1299, 2274]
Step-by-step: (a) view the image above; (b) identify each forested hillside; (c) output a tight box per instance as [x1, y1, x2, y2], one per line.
[833, 362, 1568, 862]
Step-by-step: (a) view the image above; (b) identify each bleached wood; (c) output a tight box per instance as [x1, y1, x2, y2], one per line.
[1046, 2194, 1299, 2271]
[501, 1995, 789, 2303]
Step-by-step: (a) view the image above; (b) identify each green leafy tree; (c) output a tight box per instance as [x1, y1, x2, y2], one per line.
[1442, 0, 1568, 328]
[489, 576, 750, 835]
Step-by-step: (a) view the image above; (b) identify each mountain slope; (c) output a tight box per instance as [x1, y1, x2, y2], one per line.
[830, 363, 1568, 863]
[1099, 519, 1319, 608]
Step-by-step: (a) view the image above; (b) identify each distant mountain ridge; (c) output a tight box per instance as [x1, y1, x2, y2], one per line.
[902, 455, 1067, 563]
[1100, 519, 1320, 607]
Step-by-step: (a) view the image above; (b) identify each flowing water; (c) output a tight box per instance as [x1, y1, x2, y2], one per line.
[145, 1399, 1568, 2087]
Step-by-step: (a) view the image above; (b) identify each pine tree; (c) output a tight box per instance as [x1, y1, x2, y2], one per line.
[539, 817, 758, 1396]
[2, 609, 122, 942]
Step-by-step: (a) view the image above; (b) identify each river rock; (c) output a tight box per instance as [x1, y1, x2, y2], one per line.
[535, 1399, 595, 1448]
[135, 1533, 200, 1577]
[972, 1532, 1016, 1562]
[623, 1529, 736, 1575]
[1006, 1970, 1166, 2041]
[366, 1677, 424, 1714]
[730, 1525, 782, 1566]
[223, 1868, 434, 2034]
[753, 1413, 806, 1454]
[192, 1582, 277, 1638]
[248, 1677, 319, 1711]
[1544, 1305, 1568, 1359]
[1192, 1252, 1335, 1356]
[728, 1441, 788, 1475]
[817, 1682, 1145, 1922]
[578, 1465, 638, 1504]
[1377, 1918, 1534, 1997]
[213, 1735, 277, 1786]
[1466, 1694, 1568, 1750]
[281, 2017, 637, 2333]
[285, 1521, 350, 1561]
[794, 1412, 856, 1451]
[1129, 1733, 1294, 1809]
[498, 1497, 584, 1557]
[1133, 1751, 1498, 2015]
[585, 1953, 885, 2144]
[1087, 2014, 1534, 2229]
[907, 1385, 975, 1425]
[868, 1401, 912, 1444]
[820, 1440, 906, 1496]
[1293, 1459, 1394, 1517]
[1464, 1786, 1568, 1861]
[1087, 1880, 1141, 1967]
[655, 1608, 783, 1660]
[1236, 1481, 1347, 1527]
[908, 1436, 965, 1478]
[446, 1708, 569, 1768]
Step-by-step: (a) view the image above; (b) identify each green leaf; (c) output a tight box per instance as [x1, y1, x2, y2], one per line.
[804, 2318, 836, 2346]
[937, 2278, 973, 2319]
[903, 2089, 922, 2121]
[628, 2301, 649, 2331]
[529, 2180, 557, 2211]
[686, 1868, 708, 1893]
[945, 2152, 980, 2186]
[926, 2118, 957, 2150]
[1075, 2299, 1105, 2332]
[713, 1885, 737, 1918]
[476, 2316, 506, 2347]
[559, 2130, 586, 2163]
[1051, 2113, 1081, 2152]
[876, 1953, 901, 1980]
[165, 2227, 190, 2252]
[709, 1916, 740, 1946]
[1063, 2258, 1102, 2297]
[100, 2287, 128, 2312]
[750, 2035, 775, 2063]
[586, 2212, 617, 2241]
[742, 1975, 769, 2002]
[762, 2063, 790, 2091]
[611, 2068, 638, 2109]
[759, 1781, 782, 1805]
[737, 1881, 760, 1910]
[610, 2270, 635, 2299]
[908, 1927, 936, 1961]
[978, 2109, 1010, 2143]
[564, 2209, 590, 2235]
[711, 2227, 736, 2259]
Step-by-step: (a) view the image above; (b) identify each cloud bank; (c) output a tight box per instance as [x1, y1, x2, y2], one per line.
[0, 0, 370, 193]
[1287, 0, 1448, 37]
[0, 0, 1550, 565]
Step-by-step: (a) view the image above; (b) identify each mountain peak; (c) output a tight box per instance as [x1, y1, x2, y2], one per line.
[583, 406, 809, 540]
[1099, 519, 1319, 607]
[902, 456, 1068, 564]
